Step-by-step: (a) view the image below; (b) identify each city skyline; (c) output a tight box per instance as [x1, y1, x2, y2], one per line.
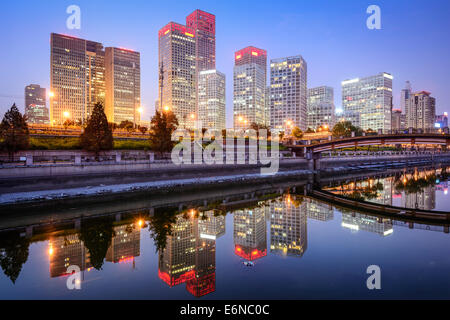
[1, 0, 449, 128]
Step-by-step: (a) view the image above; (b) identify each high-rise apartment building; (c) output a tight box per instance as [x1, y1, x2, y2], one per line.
[342, 72, 393, 132]
[436, 113, 448, 129]
[24, 84, 49, 124]
[405, 91, 436, 131]
[158, 22, 197, 129]
[198, 70, 226, 131]
[233, 46, 267, 130]
[270, 55, 307, 132]
[50, 33, 105, 125]
[105, 47, 141, 124]
[307, 86, 334, 130]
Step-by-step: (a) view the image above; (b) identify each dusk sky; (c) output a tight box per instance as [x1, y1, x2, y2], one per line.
[1, 0, 449, 126]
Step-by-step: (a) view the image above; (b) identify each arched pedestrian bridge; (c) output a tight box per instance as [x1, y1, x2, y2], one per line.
[286, 133, 450, 170]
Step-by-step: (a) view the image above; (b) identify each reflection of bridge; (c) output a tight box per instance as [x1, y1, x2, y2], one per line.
[287, 133, 450, 170]
[308, 189, 449, 232]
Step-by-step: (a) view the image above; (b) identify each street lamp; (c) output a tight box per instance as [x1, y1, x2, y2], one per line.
[63, 111, 70, 119]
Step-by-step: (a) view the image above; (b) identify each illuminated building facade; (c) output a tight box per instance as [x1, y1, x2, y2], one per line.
[307, 86, 334, 131]
[270, 55, 308, 132]
[233, 46, 267, 130]
[105, 47, 141, 125]
[186, 10, 216, 72]
[400, 81, 412, 112]
[391, 109, 405, 131]
[49, 234, 91, 278]
[342, 72, 393, 131]
[305, 198, 334, 222]
[341, 213, 393, 236]
[436, 113, 448, 129]
[405, 91, 436, 131]
[24, 84, 49, 124]
[198, 70, 226, 131]
[233, 205, 267, 261]
[105, 224, 141, 264]
[158, 214, 196, 287]
[270, 196, 308, 257]
[50, 33, 105, 125]
[158, 22, 197, 129]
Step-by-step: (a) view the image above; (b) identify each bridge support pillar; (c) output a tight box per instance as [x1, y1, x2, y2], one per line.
[149, 208, 155, 216]
[444, 225, 449, 234]
[409, 222, 414, 229]
[25, 154, 33, 166]
[75, 155, 81, 165]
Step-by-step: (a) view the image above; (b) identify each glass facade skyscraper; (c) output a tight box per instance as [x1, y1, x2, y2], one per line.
[270, 55, 307, 132]
[198, 70, 226, 131]
[24, 84, 49, 124]
[307, 86, 334, 130]
[341, 72, 393, 131]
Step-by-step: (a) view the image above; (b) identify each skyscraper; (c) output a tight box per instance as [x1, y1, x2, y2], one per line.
[158, 22, 197, 129]
[400, 81, 412, 112]
[105, 47, 141, 125]
[198, 70, 226, 131]
[24, 84, 49, 124]
[270, 55, 307, 132]
[405, 91, 436, 131]
[307, 86, 334, 130]
[186, 10, 216, 72]
[391, 109, 404, 131]
[233, 46, 267, 130]
[435, 113, 448, 129]
[50, 33, 105, 125]
[341, 72, 393, 132]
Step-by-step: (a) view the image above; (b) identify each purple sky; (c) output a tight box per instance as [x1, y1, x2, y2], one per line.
[1, 0, 449, 127]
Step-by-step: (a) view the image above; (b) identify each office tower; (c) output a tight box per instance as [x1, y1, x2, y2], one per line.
[49, 234, 91, 278]
[305, 198, 334, 222]
[270, 55, 308, 132]
[307, 86, 334, 130]
[405, 91, 436, 131]
[186, 10, 216, 72]
[158, 22, 197, 129]
[233, 46, 267, 129]
[50, 33, 105, 125]
[436, 113, 448, 129]
[341, 213, 393, 236]
[24, 84, 49, 124]
[400, 81, 412, 112]
[158, 214, 196, 287]
[105, 47, 141, 125]
[270, 195, 308, 257]
[198, 70, 226, 131]
[391, 109, 403, 131]
[105, 224, 141, 263]
[233, 204, 267, 261]
[198, 211, 226, 239]
[342, 72, 393, 132]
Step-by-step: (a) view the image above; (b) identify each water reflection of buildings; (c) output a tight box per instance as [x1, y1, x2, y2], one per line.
[233, 204, 267, 261]
[49, 223, 141, 278]
[270, 196, 308, 258]
[401, 185, 436, 210]
[341, 213, 393, 236]
[106, 224, 140, 264]
[305, 198, 334, 222]
[158, 211, 224, 297]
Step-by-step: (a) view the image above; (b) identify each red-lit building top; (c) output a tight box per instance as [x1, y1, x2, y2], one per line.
[158, 22, 196, 39]
[234, 46, 267, 68]
[235, 245, 267, 261]
[186, 9, 215, 35]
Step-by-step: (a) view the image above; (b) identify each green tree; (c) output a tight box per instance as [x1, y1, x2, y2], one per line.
[80, 102, 113, 157]
[149, 110, 178, 156]
[148, 208, 179, 253]
[119, 120, 135, 133]
[292, 127, 304, 139]
[0, 104, 30, 161]
[332, 121, 362, 138]
[78, 218, 115, 270]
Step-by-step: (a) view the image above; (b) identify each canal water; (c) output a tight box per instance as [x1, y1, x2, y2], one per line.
[0, 167, 449, 299]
